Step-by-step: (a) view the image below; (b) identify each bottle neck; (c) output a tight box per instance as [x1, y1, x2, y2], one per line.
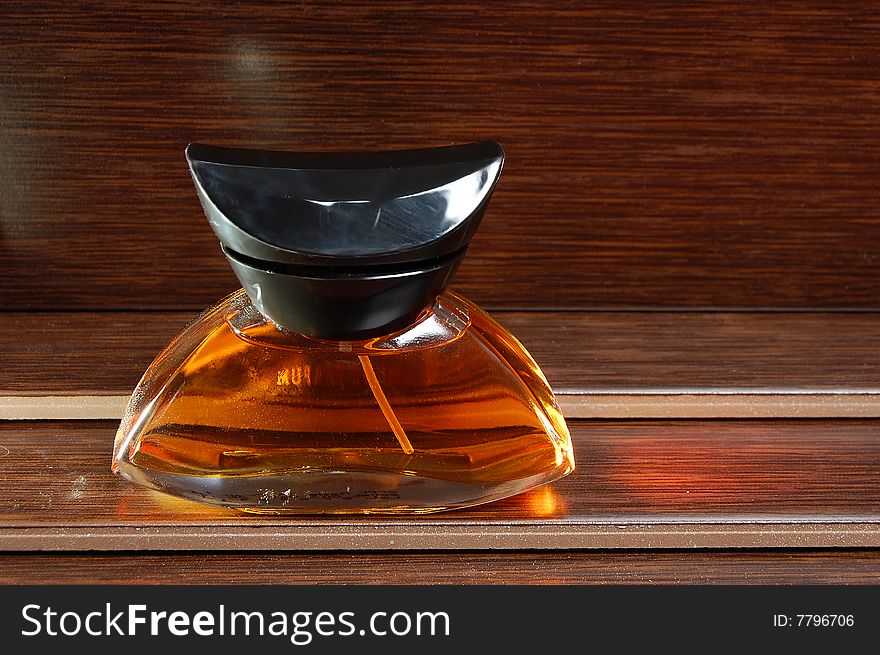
[225, 288, 471, 355]
[224, 247, 465, 340]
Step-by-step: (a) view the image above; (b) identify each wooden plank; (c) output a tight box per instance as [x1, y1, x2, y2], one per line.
[2, 2, 879, 311]
[3, 551, 880, 585]
[2, 311, 879, 419]
[2, 420, 879, 551]
[7, 392, 880, 421]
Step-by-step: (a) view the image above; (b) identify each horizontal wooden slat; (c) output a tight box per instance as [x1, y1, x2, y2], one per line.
[4, 551, 880, 585]
[8, 392, 880, 421]
[2, 311, 878, 419]
[2, 420, 879, 551]
[2, 2, 879, 311]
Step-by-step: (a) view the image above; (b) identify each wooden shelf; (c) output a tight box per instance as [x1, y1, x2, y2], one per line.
[2, 311, 879, 419]
[4, 551, 880, 585]
[2, 419, 879, 551]
[3, 310, 879, 554]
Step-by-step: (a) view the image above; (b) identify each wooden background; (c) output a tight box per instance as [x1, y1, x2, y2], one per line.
[1, 2, 880, 584]
[1, 1, 879, 311]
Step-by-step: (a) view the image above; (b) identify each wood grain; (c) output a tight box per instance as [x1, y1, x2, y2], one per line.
[2, 420, 880, 551]
[3, 551, 880, 585]
[1, 2, 879, 311]
[3, 311, 879, 418]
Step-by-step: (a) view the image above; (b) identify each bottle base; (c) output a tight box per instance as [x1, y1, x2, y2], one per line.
[112, 289, 575, 514]
[113, 461, 571, 515]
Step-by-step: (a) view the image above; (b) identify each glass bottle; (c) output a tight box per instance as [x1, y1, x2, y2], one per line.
[112, 141, 574, 513]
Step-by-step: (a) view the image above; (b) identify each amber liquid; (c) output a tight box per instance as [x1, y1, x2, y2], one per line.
[113, 291, 573, 513]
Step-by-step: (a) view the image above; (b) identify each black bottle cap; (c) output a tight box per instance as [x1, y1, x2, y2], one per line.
[186, 141, 504, 339]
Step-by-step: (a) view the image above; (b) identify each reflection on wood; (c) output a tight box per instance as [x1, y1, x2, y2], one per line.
[1, 420, 878, 550]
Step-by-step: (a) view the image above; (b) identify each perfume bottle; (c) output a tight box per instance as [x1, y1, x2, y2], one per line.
[112, 141, 574, 514]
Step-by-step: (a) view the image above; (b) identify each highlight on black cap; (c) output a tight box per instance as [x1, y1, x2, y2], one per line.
[186, 141, 505, 339]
